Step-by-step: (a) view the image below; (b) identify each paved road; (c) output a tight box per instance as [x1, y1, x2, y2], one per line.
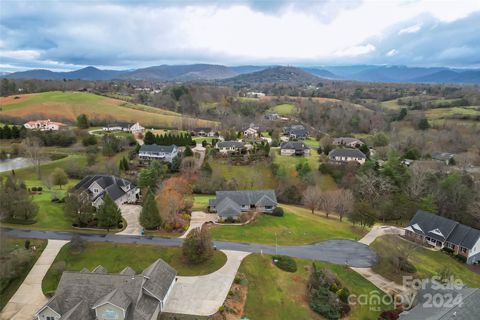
[0, 228, 377, 268]
[164, 250, 250, 316]
[0, 240, 69, 320]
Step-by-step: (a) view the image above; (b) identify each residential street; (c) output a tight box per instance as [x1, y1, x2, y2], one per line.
[0, 227, 377, 268]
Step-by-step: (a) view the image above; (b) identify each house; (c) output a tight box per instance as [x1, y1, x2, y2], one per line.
[129, 122, 145, 134]
[280, 141, 310, 156]
[405, 210, 480, 264]
[192, 127, 215, 137]
[265, 113, 280, 121]
[208, 190, 278, 220]
[332, 137, 364, 148]
[102, 124, 129, 132]
[432, 152, 455, 165]
[245, 91, 265, 98]
[138, 144, 178, 163]
[24, 119, 66, 131]
[34, 259, 177, 320]
[283, 124, 308, 139]
[243, 123, 260, 138]
[328, 148, 366, 164]
[399, 280, 480, 319]
[216, 141, 245, 154]
[72, 175, 138, 208]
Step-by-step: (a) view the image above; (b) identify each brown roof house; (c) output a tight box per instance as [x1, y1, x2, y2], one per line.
[34, 259, 177, 320]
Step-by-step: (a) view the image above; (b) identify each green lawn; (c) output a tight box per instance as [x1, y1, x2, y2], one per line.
[425, 106, 480, 120]
[268, 103, 296, 116]
[303, 137, 319, 148]
[210, 159, 277, 189]
[210, 204, 366, 245]
[371, 235, 480, 288]
[0, 237, 47, 309]
[193, 194, 214, 211]
[239, 254, 390, 320]
[42, 242, 227, 295]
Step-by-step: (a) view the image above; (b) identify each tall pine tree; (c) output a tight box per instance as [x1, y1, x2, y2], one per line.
[97, 194, 122, 231]
[139, 190, 161, 229]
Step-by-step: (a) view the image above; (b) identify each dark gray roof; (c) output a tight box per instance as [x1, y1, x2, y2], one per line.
[216, 197, 242, 218]
[407, 210, 480, 249]
[329, 148, 366, 159]
[432, 152, 454, 161]
[140, 144, 177, 153]
[92, 265, 107, 274]
[280, 141, 309, 151]
[73, 175, 135, 202]
[120, 266, 136, 276]
[217, 141, 245, 149]
[333, 137, 364, 145]
[211, 190, 277, 217]
[400, 280, 480, 320]
[284, 125, 307, 137]
[36, 259, 176, 320]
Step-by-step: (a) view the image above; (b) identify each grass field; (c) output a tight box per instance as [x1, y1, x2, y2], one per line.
[425, 106, 480, 120]
[267, 103, 296, 116]
[192, 194, 214, 211]
[42, 242, 227, 295]
[239, 254, 390, 320]
[0, 237, 47, 309]
[209, 159, 277, 189]
[0, 91, 217, 128]
[371, 235, 480, 288]
[210, 204, 365, 245]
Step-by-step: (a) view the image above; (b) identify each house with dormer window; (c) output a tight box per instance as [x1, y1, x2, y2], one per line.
[405, 210, 480, 264]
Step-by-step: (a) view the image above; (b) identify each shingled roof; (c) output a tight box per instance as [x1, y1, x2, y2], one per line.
[73, 174, 135, 202]
[217, 141, 245, 149]
[139, 144, 177, 153]
[329, 148, 366, 159]
[280, 141, 309, 151]
[35, 259, 177, 320]
[210, 190, 277, 217]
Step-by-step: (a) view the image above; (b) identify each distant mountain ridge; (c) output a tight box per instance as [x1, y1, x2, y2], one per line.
[3, 64, 479, 84]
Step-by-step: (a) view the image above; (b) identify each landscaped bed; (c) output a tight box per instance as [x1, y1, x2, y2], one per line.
[0, 237, 47, 310]
[371, 235, 480, 288]
[209, 204, 366, 245]
[41, 241, 227, 295]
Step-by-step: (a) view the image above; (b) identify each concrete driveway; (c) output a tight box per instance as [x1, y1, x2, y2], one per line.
[163, 250, 250, 316]
[0, 240, 69, 320]
[180, 211, 218, 238]
[117, 204, 142, 236]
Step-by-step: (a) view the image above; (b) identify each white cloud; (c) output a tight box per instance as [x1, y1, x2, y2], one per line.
[386, 49, 398, 56]
[399, 24, 422, 34]
[335, 44, 376, 57]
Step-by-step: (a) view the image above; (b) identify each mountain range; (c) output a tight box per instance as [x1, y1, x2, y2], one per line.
[3, 64, 479, 84]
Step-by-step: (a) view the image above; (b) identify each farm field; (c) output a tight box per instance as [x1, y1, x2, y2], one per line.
[239, 254, 390, 320]
[371, 235, 480, 288]
[42, 242, 227, 295]
[0, 91, 217, 128]
[267, 103, 296, 115]
[210, 204, 366, 245]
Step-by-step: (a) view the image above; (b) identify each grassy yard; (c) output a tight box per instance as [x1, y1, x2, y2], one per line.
[267, 103, 296, 116]
[192, 194, 214, 211]
[0, 237, 47, 309]
[210, 204, 366, 245]
[239, 254, 390, 320]
[0, 91, 217, 128]
[371, 235, 480, 288]
[42, 242, 227, 295]
[209, 159, 277, 189]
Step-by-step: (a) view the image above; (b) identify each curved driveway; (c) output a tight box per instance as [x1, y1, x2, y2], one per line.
[1, 228, 377, 267]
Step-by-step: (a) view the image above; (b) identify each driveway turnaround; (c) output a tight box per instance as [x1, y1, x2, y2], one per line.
[1, 228, 377, 268]
[117, 204, 142, 236]
[0, 239, 69, 320]
[164, 250, 250, 316]
[180, 211, 218, 239]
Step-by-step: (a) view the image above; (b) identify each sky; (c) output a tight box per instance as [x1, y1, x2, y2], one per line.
[1, 0, 479, 72]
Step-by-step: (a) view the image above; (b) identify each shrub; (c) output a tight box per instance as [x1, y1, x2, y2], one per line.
[24, 239, 30, 249]
[273, 255, 297, 273]
[269, 207, 284, 217]
[225, 217, 236, 223]
[398, 257, 417, 273]
[31, 186, 37, 192]
[37, 186, 43, 192]
[442, 247, 454, 255]
[378, 309, 402, 320]
[454, 254, 467, 263]
[337, 288, 350, 304]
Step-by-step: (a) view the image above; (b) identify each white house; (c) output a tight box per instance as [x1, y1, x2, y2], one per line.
[328, 148, 366, 164]
[129, 122, 145, 134]
[24, 119, 66, 131]
[138, 144, 178, 163]
[102, 124, 129, 132]
[216, 141, 246, 154]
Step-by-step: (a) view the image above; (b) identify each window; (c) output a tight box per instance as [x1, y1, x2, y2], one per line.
[46, 317, 56, 320]
[461, 247, 468, 253]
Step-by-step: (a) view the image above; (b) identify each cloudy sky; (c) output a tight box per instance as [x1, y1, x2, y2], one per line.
[1, 0, 479, 72]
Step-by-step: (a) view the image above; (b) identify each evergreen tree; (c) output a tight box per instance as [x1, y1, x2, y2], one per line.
[143, 131, 156, 145]
[3, 126, 11, 139]
[139, 190, 162, 229]
[119, 157, 129, 171]
[184, 145, 194, 157]
[76, 114, 89, 129]
[418, 118, 431, 130]
[11, 126, 20, 139]
[96, 194, 122, 231]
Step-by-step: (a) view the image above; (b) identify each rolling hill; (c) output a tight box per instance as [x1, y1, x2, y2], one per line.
[219, 66, 322, 85]
[0, 91, 218, 128]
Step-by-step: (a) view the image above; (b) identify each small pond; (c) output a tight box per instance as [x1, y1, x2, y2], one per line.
[0, 157, 37, 173]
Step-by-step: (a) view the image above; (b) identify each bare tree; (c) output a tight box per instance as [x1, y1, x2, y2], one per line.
[22, 136, 43, 179]
[302, 186, 321, 214]
[333, 189, 354, 222]
[355, 171, 396, 203]
[318, 191, 337, 218]
[405, 163, 430, 200]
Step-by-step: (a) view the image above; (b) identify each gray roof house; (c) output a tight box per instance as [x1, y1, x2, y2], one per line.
[73, 175, 138, 208]
[280, 141, 310, 156]
[216, 141, 246, 153]
[399, 280, 480, 320]
[431, 152, 455, 165]
[283, 124, 308, 139]
[139, 144, 178, 163]
[34, 259, 177, 320]
[328, 148, 366, 164]
[405, 210, 480, 264]
[332, 137, 364, 148]
[209, 190, 278, 219]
